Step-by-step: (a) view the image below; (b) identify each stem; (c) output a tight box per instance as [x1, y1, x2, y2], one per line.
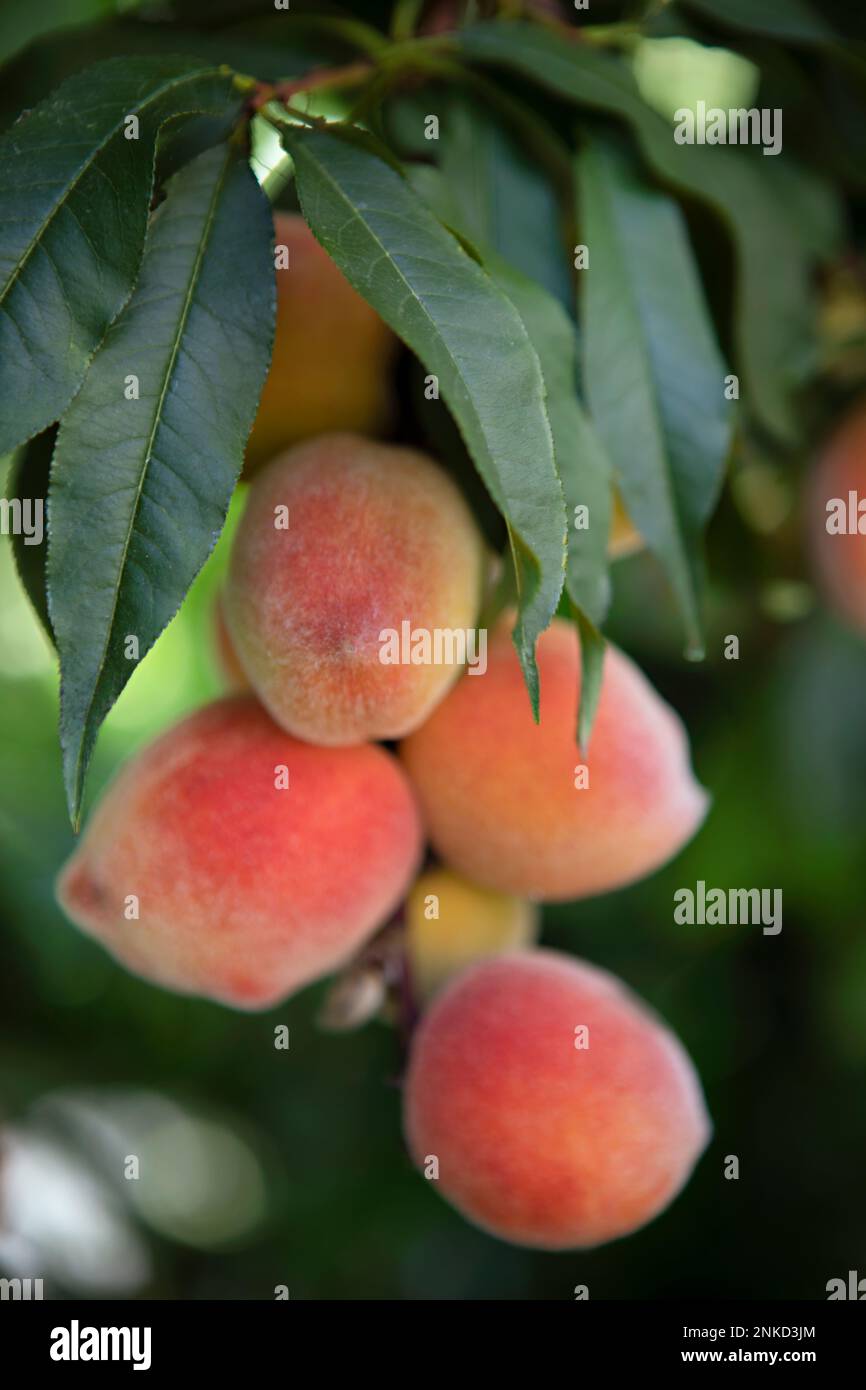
[247, 37, 456, 119]
[257, 103, 326, 133]
[249, 60, 374, 113]
[577, 22, 644, 49]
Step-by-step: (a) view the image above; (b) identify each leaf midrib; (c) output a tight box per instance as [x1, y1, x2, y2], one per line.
[0, 64, 224, 312]
[293, 136, 545, 526]
[587, 147, 692, 557]
[66, 143, 235, 812]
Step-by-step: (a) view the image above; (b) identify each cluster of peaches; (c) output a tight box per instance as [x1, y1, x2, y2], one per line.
[58, 214, 714, 1251]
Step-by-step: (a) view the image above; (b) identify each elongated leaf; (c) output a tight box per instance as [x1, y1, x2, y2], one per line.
[285, 125, 566, 712]
[570, 601, 606, 755]
[458, 21, 839, 442]
[439, 94, 573, 312]
[6, 426, 56, 639]
[487, 259, 610, 741]
[0, 56, 238, 455]
[409, 162, 610, 624]
[408, 161, 610, 742]
[48, 143, 275, 824]
[490, 259, 610, 623]
[577, 133, 732, 652]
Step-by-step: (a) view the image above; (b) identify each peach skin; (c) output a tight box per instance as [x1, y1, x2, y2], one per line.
[225, 434, 485, 745]
[400, 616, 707, 900]
[245, 213, 396, 472]
[57, 696, 422, 1009]
[404, 949, 711, 1248]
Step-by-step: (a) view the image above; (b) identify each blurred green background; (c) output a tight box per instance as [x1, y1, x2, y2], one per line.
[2, 0, 866, 1302]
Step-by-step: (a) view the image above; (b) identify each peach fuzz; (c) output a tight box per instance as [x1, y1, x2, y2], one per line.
[225, 435, 485, 746]
[404, 950, 711, 1249]
[56, 697, 422, 1009]
[244, 213, 396, 472]
[809, 401, 866, 635]
[400, 617, 707, 900]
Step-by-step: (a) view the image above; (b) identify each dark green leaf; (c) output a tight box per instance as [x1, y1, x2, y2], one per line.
[285, 125, 566, 713]
[484, 259, 611, 743]
[0, 0, 115, 69]
[47, 142, 275, 825]
[570, 600, 606, 755]
[577, 133, 732, 654]
[409, 160, 610, 743]
[0, 56, 238, 455]
[682, 0, 835, 43]
[489, 257, 611, 626]
[439, 94, 573, 312]
[409, 159, 609, 739]
[458, 21, 836, 442]
[5, 426, 56, 639]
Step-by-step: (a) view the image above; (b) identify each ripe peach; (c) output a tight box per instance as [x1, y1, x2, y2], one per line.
[400, 617, 707, 900]
[809, 402, 866, 634]
[56, 697, 422, 1009]
[225, 434, 485, 746]
[245, 213, 396, 471]
[404, 950, 710, 1249]
[406, 867, 539, 1002]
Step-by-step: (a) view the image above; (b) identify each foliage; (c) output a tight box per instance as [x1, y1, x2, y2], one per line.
[0, 0, 856, 824]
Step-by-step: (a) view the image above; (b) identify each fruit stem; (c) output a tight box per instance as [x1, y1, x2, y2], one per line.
[248, 62, 374, 114]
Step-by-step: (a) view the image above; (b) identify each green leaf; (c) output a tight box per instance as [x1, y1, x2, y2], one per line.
[486, 261, 610, 742]
[682, 0, 836, 44]
[284, 124, 566, 713]
[439, 94, 573, 312]
[570, 600, 606, 755]
[0, 55, 238, 456]
[47, 142, 275, 825]
[409, 161, 610, 625]
[458, 20, 830, 442]
[490, 258, 611, 625]
[408, 159, 611, 742]
[577, 132, 732, 654]
[0, 0, 115, 69]
[5, 426, 56, 640]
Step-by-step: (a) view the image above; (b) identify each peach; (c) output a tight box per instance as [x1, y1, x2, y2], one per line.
[400, 617, 707, 900]
[809, 402, 866, 634]
[245, 213, 396, 472]
[56, 697, 422, 1009]
[404, 949, 710, 1248]
[406, 867, 539, 1002]
[225, 434, 485, 745]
